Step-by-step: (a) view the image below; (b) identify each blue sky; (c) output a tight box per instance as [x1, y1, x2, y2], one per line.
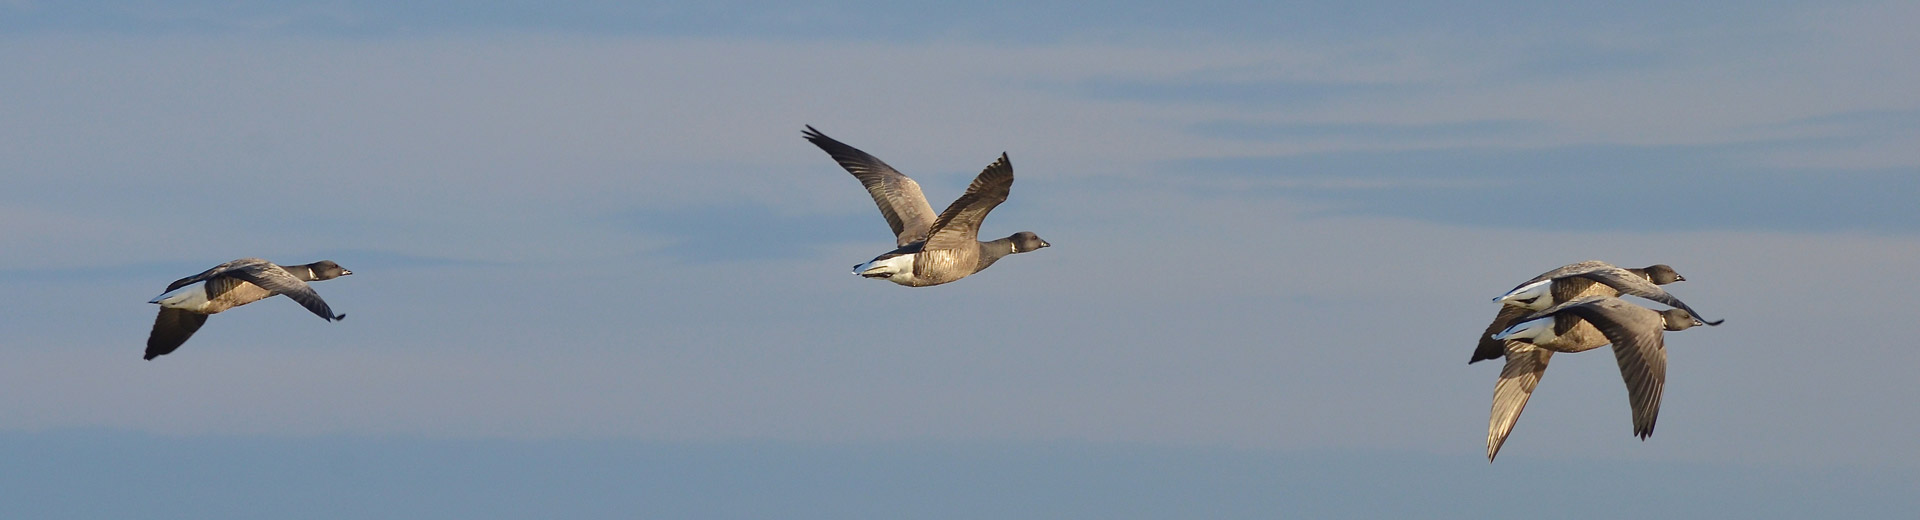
[3, 1, 1918, 517]
[6, 432, 1915, 519]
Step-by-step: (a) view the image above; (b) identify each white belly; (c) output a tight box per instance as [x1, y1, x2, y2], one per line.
[150, 284, 212, 312]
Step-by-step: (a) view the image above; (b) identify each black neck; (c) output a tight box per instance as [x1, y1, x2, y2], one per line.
[286, 264, 319, 281]
[977, 238, 1018, 268]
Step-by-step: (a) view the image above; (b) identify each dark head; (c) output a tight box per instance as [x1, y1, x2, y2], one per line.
[1641, 264, 1684, 285]
[1660, 308, 1707, 331]
[307, 260, 353, 281]
[1009, 231, 1050, 254]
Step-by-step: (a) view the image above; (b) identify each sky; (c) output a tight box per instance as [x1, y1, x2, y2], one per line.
[2, 1, 1918, 517]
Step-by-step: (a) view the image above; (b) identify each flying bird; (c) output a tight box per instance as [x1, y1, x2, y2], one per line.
[803, 125, 1048, 287]
[1472, 261, 1719, 364]
[145, 258, 352, 360]
[1483, 295, 1711, 461]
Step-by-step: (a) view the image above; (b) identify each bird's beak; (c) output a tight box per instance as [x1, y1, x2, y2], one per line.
[341, 270, 354, 276]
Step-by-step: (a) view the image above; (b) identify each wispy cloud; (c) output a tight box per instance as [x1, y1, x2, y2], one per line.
[1189, 119, 1549, 142]
[613, 205, 880, 263]
[1171, 139, 1920, 232]
[1065, 77, 1412, 108]
[1755, 108, 1920, 139]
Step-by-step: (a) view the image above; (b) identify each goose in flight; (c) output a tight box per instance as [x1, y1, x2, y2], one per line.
[1473, 261, 1718, 364]
[1483, 295, 1711, 461]
[145, 258, 351, 360]
[803, 126, 1048, 287]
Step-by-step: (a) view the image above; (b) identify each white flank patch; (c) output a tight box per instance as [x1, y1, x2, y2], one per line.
[1492, 316, 1557, 343]
[149, 284, 211, 311]
[853, 253, 916, 278]
[1494, 279, 1554, 310]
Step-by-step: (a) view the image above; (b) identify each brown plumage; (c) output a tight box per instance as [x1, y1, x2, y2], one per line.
[1483, 296, 1707, 461]
[804, 126, 1048, 287]
[1472, 261, 1712, 364]
[144, 258, 352, 360]
[801, 125, 937, 247]
[1486, 342, 1550, 462]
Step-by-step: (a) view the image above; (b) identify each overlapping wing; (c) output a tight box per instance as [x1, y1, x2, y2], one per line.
[920, 153, 1013, 252]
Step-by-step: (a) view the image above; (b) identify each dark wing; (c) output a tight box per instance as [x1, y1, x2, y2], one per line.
[1472, 304, 1532, 363]
[803, 126, 938, 246]
[870, 241, 923, 261]
[224, 262, 343, 321]
[145, 308, 209, 360]
[1505, 260, 1616, 294]
[920, 153, 1013, 252]
[1488, 342, 1554, 461]
[1569, 268, 1721, 325]
[164, 257, 272, 292]
[1556, 298, 1669, 439]
[1519, 294, 1612, 322]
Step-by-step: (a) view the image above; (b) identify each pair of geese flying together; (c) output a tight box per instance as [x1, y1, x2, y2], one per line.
[145, 126, 1050, 358]
[1475, 261, 1723, 461]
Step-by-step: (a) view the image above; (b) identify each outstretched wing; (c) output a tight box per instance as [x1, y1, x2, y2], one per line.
[1554, 297, 1669, 439]
[223, 262, 342, 321]
[1520, 295, 1602, 322]
[164, 257, 271, 292]
[803, 126, 938, 246]
[1568, 267, 1721, 325]
[145, 308, 210, 360]
[1488, 342, 1554, 461]
[1505, 260, 1616, 295]
[920, 153, 1014, 252]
